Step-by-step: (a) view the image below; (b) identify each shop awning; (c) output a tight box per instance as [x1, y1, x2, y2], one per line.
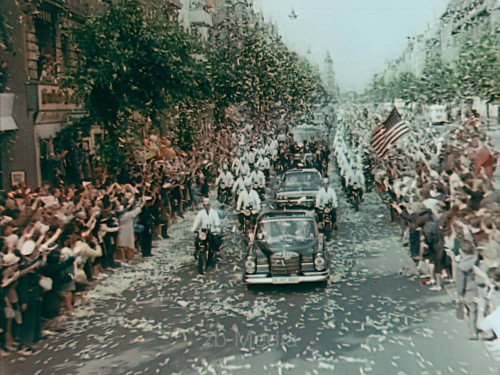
[0, 115, 18, 131]
[0, 93, 19, 131]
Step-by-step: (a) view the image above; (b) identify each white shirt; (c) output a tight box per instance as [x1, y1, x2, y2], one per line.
[237, 189, 261, 211]
[239, 162, 250, 176]
[250, 170, 266, 186]
[449, 172, 463, 197]
[191, 208, 221, 234]
[232, 177, 247, 194]
[256, 156, 270, 170]
[422, 198, 443, 220]
[232, 157, 243, 173]
[316, 186, 338, 208]
[244, 151, 255, 164]
[216, 170, 234, 186]
[347, 169, 365, 189]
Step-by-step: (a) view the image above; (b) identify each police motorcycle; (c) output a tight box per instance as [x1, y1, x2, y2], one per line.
[348, 183, 362, 212]
[217, 181, 232, 206]
[194, 225, 216, 275]
[316, 202, 337, 239]
[240, 204, 259, 239]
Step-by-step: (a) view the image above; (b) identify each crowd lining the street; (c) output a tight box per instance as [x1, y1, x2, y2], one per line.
[337, 104, 500, 342]
[1, 103, 499, 359]
[0, 122, 253, 355]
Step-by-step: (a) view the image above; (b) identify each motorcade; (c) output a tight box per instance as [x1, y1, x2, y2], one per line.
[243, 211, 330, 285]
[275, 168, 322, 209]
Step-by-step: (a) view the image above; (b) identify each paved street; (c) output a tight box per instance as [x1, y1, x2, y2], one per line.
[2, 165, 499, 375]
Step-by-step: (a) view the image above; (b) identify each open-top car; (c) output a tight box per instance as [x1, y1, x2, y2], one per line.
[275, 168, 322, 209]
[243, 210, 329, 285]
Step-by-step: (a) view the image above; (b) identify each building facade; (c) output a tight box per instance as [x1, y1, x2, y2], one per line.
[381, 0, 498, 81]
[378, 0, 499, 119]
[0, 0, 104, 190]
[0, 0, 209, 190]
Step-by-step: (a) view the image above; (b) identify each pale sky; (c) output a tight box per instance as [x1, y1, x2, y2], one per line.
[253, 0, 449, 93]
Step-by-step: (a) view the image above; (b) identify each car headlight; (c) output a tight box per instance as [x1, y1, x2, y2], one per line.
[245, 256, 257, 274]
[199, 232, 207, 241]
[314, 253, 326, 271]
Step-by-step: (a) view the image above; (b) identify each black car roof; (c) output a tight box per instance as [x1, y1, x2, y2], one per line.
[284, 168, 321, 174]
[258, 210, 315, 221]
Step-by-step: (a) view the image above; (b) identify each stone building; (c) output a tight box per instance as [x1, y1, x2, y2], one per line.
[0, 0, 103, 189]
[379, 0, 498, 119]
[0, 0, 195, 189]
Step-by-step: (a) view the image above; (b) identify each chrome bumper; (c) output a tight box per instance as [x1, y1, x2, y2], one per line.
[244, 270, 329, 284]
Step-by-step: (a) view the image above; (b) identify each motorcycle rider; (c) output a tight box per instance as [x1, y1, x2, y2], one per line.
[232, 172, 247, 204]
[255, 153, 271, 179]
[239, 158, 251, 177]
[191, 198, 221, 258]
[315, 178, 338, 227]
[231, 152, 243, 176]
[215, 164, 234, 202]
[236, 180, 261, 227]
[250, 165, 266, 188]
[347, 165, 365, 202]
[244, 148, 256, 170]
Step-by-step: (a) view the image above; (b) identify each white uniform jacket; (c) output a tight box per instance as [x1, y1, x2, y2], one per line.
[237, 190, 261, 211]
[216, 171, 234, 186]
[316, 186, 338, 208]
[191, 208, 221, 234]
[232, 177, 246, 194]
[250, 170, 266, 186]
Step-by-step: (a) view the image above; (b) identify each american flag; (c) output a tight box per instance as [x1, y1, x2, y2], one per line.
[370, 107, 410, 158]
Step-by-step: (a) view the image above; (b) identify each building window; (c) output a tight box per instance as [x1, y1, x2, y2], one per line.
[35, 9, 57, 81]
[61, 34, 70, 74]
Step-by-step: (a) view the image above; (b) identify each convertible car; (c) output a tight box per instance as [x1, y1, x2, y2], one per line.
[243, 210, 330, 285]
[275, 168, 323, 209]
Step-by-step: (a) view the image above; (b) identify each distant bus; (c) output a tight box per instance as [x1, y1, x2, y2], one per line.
[428, 105, 449, 125]
[291, 124, 326, 146]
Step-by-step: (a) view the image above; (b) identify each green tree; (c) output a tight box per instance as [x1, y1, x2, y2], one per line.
[66, 0, 209, 173]
[418, 57, 457, 104]
[456, 29, 499, 102]
[208, 10, 329, 129]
